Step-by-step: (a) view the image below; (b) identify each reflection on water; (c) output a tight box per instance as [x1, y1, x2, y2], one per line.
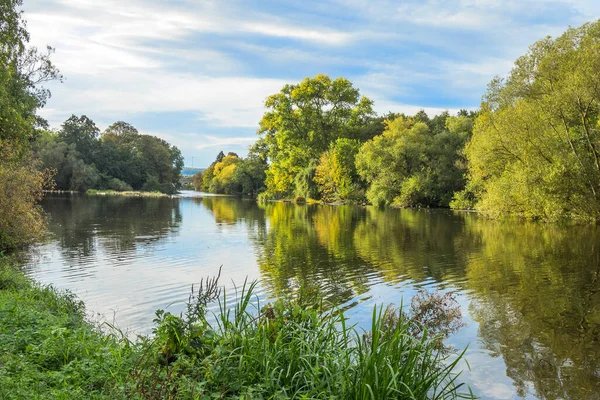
[24, 192, 600, 399]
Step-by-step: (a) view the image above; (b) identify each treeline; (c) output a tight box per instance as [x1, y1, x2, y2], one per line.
[193, 151, 266, 196]
[198, 75, 477, 208]
[200, 20, 600, 221]
[33, 118, 184, 194]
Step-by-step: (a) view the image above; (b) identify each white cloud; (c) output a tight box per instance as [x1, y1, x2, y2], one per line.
[41, 72, 287, 128]
[241, 23, 351, 45]
[195, 135, 256, 150]
[22, 0, 599, 165]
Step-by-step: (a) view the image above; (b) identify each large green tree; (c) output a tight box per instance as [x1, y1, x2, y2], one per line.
[456, 21, 600, 221]
[257, 74, 374, 197]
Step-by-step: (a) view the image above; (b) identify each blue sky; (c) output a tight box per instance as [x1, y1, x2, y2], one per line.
[24, 0, 599, 167]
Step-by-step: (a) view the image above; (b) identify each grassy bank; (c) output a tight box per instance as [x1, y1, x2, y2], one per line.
[0, 257, 135, 399]
[85, 189, 176, 198]
[0, 258, 474, 399]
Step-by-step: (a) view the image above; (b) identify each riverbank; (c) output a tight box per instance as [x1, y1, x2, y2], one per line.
[0, 256, 473, 399]
[0, 256, 135, 399]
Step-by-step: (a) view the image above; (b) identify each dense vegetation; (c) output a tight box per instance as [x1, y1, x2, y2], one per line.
[0, 258, 472, 399]
[198, 99, 476, 207]
[34, 118, 184, 195]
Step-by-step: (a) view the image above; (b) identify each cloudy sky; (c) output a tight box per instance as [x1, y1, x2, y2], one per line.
[23, 0, 599, 167]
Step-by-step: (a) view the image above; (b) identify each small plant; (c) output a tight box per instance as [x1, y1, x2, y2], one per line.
[293, 195, 306, 204]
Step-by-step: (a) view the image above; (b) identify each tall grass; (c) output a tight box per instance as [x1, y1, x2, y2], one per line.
[133, 278, 474, 399]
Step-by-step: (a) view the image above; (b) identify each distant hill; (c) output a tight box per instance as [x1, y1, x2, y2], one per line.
[181, 167, 204, 176]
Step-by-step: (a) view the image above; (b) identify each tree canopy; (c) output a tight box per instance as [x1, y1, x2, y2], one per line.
[193, 152, 266, 196]
[257, 74, 375, 197]
[356, 114, 473, 207]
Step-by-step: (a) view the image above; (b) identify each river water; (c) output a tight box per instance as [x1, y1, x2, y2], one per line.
[23, 192, 600, 399]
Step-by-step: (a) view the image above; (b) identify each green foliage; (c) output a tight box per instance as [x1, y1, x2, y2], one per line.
[0, 0, 61, 156]
[0, 149, 52, 251]
[459, 20, 600, 221]
[130, 277, 472, 399]
[258, 74, 375, 197]
[0, 257, 135, 399]
[356, 113, 473, 208]
[198, 151, 267, 196]
[293, 160, 319, 199]
[314, 138, 363, 202]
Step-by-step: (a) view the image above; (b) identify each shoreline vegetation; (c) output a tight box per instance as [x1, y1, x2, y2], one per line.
[0, 257, 474, 399]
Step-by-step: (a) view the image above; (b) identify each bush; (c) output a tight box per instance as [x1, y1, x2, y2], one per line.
[257, 191, 275, 204]
[102, 177, 132, 192]
[0, 150, 52, 251]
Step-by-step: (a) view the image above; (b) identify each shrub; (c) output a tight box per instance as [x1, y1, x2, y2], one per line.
[0, 150, 53, 251]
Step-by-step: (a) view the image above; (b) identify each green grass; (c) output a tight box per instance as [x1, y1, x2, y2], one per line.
[0, 258, 475, 399]
[0, 257, 135, 399]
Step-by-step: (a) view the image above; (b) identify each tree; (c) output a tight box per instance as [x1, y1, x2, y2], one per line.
[258, 74, 375, 197]
[209, 154, 241, 194]
[314, 138, 362, 202]
[356, 117, 431, 207]
[34, 117, 183, 194]
[0, 0, 60, 155]
[192, 171, 203, 191]
[59, 115, 100, 164]
[102, 121, 139, 138]
[456, 21, 600, 221]
[232, 155, 267, 196]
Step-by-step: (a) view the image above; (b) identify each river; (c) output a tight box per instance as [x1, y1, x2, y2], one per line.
[22, 191, 600, 399]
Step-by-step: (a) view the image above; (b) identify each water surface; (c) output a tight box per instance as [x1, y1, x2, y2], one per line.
[24, 192, 600, 399]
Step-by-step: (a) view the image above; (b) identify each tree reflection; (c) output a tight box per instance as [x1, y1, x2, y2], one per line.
[353, 208, 471, 284]
[253, 202, 374, 305]
[464, 219, 600, 399]
[41, 193, 182, 260]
